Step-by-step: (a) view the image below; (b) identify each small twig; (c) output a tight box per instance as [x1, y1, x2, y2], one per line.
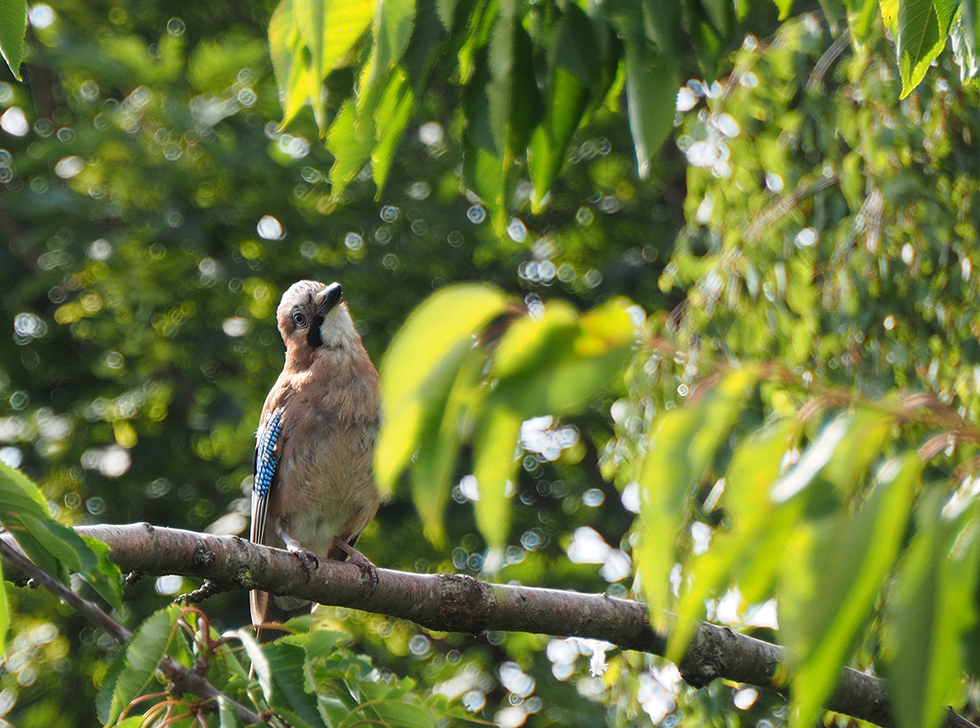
[0, 538, 260, 725]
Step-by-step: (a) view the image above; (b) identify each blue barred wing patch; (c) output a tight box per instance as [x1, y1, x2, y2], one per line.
[254, 408, 284, 500]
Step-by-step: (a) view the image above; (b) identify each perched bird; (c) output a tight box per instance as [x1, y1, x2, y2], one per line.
[250, 280, 381, 639]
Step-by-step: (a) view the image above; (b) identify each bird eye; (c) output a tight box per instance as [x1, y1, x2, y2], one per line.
[292, 311, 308, 328]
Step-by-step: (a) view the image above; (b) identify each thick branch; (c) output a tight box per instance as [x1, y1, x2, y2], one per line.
[4, 523, 975, 728]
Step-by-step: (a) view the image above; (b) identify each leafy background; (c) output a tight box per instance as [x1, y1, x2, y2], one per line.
[1, 0, 980, 726]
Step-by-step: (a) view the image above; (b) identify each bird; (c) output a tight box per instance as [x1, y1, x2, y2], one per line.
[250, 280, 381, 640]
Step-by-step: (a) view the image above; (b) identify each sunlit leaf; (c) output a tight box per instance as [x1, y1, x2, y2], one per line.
[637, 368, 759, 630]
[0, 0, 27, 81]
[668, 418, 800, 661]
[217, 695, 244, 728]
[371, 0, 416, 76]
[371, 68, 415, 194]
[97, 605, 180, 725]
[269, 0, 319, 127]
[489, 299, 635, 417]
[376, 284, 511, 494]
[411, 346, 488, 547]
[782, 453, 921, 728]
[883, 490, 980, 728]
[896, 0, 958, 98]
[327, 99, 375, 196]
[0, 560, 7, 659]
[472, 405, 523, 549]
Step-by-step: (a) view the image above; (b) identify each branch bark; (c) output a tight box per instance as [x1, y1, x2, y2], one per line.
[4, 522, 975, 728]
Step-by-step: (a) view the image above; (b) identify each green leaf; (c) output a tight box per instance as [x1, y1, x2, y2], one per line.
[371, 68, 415, 194]
[641, 0, 681, 58]
[265, 640, 324, 728]
[0, 0, 26, 81]
[237, 628, 273, 703]
[0, 460, 97, 584]
[637, 368, 759, 630]
[668, 418, 800, 661]
[461, 0, 542, 233]
[411, 345, 488, 547]
[371, 0, 416, 75]
[375, 283, 511, 494]
[269, 0, 318, 128]
[846, 0, 879, 40]
[326, 99, 375, 196]
[0, 560, 8, 659]
[883, 489, 980, 728]
[528, 3, 600, 211]
[98, 605, 180, 725]
[217, 695, 245, 728]
[772, 0, 795, 19]
[472, 405, 523, 549]
[80, 535, 125, 613]
[896, 0, 959, 98]
[781, 453, 921, 728]
[489, 298, 636, 417]
[609, 4, 678, 179]
[294, 0, 377, 127]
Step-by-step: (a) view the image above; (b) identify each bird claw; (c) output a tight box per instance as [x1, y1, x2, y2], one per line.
[332, 536, 379, 593]
[287, 544, 319, 581]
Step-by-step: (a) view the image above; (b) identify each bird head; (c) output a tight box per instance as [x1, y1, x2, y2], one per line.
[276, 280, 358, 356]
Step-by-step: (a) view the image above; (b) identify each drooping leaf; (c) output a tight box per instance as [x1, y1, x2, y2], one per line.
[269, 0, 319, 127]
[411, 345, 488, 547]
[0, 0, 27, 81]
[896, 0, 959, 98]
[781, 453, 921, 728]
[370, 0, 416, 77]
[80, 535, 124, 613]
[472, 404, 523, 549]
[668, 417, 800, 661]
[461, 0, 542, 233]
[371, 67, 415, 194]
[97, 605, 180, 725]
[883, 489, 980, 728]
[327, 99, 375, 195]
[637, 368, 759, 630]
[375, 283, 511, 494]
[0, 560, 7, 659]
[528, 3, 600, 211]
[609, 3, 678, 179]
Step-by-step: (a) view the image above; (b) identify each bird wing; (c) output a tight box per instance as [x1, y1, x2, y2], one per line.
[251, 406, 285, 546]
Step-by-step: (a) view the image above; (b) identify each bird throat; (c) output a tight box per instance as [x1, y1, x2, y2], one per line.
[306, 314, 325, 349]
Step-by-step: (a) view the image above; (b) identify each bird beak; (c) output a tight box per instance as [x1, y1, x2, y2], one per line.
[315, 283, 343, 315]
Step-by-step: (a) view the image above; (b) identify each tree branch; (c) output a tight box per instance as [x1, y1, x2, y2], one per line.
[3, 523, 975, 728]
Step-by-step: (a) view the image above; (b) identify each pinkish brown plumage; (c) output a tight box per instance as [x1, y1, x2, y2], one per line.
[250, 280, 380, 638]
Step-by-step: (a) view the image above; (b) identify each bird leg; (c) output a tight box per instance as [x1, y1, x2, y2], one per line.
[277, 527, 319, 581]
[331, 536, 379, 591]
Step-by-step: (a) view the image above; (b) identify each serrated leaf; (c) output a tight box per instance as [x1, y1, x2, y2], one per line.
[637, 368, 758, 630]
[265, 640, 324, 728]
[269, 0, 319, 127]
[0, 0, 26, 81]
[782, 453, 921, 728]
[371, 0, 416, 75]
[327, 99, 374, 196]
[376, 283, 510, 494]
[98, 605, 180, 725]
[473, 405, 523, 549]
[371, 67, 414, 194]
[897, 0, 958, 98]
[217, 695, 244, 728]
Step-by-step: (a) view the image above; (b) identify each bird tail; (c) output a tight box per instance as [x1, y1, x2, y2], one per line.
[250, 589, 314, 643]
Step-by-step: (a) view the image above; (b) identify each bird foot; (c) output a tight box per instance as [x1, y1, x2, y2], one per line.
[332, 536, 379, 592]
[279, 530, 319, 581]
